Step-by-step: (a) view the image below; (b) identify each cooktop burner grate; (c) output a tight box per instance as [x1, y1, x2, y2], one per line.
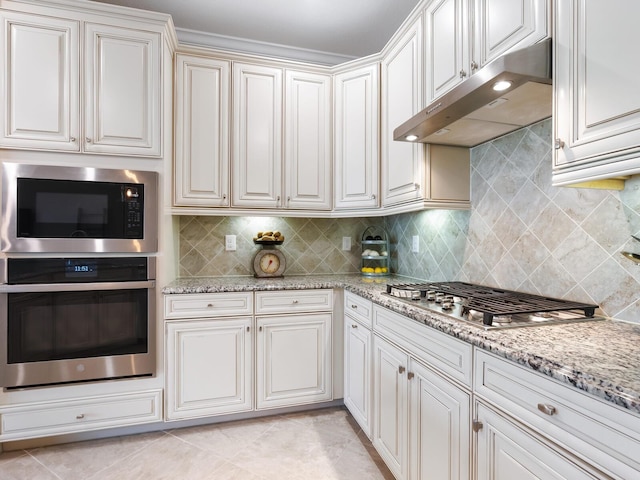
[386, 281, 598, 324]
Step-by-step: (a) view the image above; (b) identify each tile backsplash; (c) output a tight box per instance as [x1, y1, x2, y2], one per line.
[178, 119, 640, 323]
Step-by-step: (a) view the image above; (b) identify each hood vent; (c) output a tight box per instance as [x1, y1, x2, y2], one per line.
[394, 39, 552, 147]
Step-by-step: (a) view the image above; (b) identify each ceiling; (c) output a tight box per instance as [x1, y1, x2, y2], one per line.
[93, 0, 421, 64]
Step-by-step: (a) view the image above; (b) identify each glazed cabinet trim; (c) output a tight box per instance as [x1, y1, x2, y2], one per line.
[474, 349, 640, 479]
[164, 292, 253, 319]
[254, 289, 333, 314]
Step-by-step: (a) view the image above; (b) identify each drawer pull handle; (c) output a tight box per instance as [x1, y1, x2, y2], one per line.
[398, 366, 406, 374]
[76, 414, 85, 420]
[351, 304, 358, 309]
[292, 300, 298, 304]
[207, 303, 214, 308]
[537, 403, 557, 416]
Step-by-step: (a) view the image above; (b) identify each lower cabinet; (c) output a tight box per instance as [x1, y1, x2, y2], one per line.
[256, 312, 332, 409]
[372, 333, 471, 480]
[165, 317, 253, 420]
[475, 402, 602, 480]
[344, 314, 373, 438]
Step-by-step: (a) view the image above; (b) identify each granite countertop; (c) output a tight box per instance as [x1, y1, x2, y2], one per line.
[163, 274, 640, 416]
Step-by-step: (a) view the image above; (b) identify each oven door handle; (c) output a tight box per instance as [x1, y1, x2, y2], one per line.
[0, 280, 155, 293]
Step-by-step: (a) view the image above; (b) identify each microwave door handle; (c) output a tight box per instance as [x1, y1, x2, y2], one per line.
[0, 280, 155, 293]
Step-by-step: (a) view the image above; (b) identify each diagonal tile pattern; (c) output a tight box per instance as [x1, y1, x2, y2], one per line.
[0, 407, 394, 480]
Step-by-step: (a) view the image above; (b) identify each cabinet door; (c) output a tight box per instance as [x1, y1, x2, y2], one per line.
[373, 335, 409, 480]
[473, 0, 548, 68]
[475, 402, 602, 480]
[424, 0, 469, 104]
[232, 63, 283, 208]
[165, 317, 253, 420]
[553, 0, 640, 183]
[344, 316, 372, 438]
[256, 313, 332, 409]
[0, 11, 79, 151]
[381, 17, 425, 207]
[84, 23, 161, 156]
[333, 64, 380, 210]
[409, 359, 471, 480]
[174, 54, 230, 207]
[284, 70, 332, 210]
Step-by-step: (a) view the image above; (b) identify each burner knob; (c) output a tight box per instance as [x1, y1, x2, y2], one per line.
[435, 293, 445, 303]
[442, 300, 454, 310]
[426, 290, 436, 301]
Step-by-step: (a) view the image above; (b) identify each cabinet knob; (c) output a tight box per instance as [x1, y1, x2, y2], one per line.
[287, 196, 291, 204]
[76, 414, 85, 420]
[459, 69, 467, 78]
[537, 403, 557, 416]
[414, 183, 420, 190]
[554, 138, 565, 150]
[471, 61, 479, 71]
[472, 421, 483, 432]
[407, 372, 415, 380]
[351, 324, 358, 329]
[398, 366, 406, 374]
[292, 300, 298, 304]
[351, 304, 358, 309]
[371, 194, 376, 200]
[70, 136, 76, 142]
[222, 194, 227, 200]
[85, 137, 92, 143]
[259, 326, 263, 332]
[207, 303, 214, 308]
[246, 326, 250, 332]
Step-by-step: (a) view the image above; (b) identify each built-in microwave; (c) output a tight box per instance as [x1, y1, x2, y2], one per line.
[1, 163, 158, 253]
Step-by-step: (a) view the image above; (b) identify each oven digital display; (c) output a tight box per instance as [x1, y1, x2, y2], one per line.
[65, 259, 98, 278]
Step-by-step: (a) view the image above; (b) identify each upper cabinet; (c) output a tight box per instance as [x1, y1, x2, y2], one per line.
[334, 62, 380, 211]
[174, 53, 230, 207]
[425, 0, 548, 104]
[0, 6, 167, 157]
[232, 62, 332, 211]
[553, 0, 640, 187]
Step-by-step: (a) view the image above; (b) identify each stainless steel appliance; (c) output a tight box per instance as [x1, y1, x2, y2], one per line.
[0, 257, 156, 388]
[385, 281, 603, 329]
[1, 163, 158, 253]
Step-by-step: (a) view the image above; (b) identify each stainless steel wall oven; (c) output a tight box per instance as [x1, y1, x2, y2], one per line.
[0, 256, 156, 388]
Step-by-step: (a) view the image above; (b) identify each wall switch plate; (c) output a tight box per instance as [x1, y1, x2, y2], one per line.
[342, 236, 352, 251]
[412, 235, 419, 253]
[225, 234, 236, 251]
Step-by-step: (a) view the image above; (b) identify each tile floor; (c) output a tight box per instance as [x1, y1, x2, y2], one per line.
[0, 407, 395, 479]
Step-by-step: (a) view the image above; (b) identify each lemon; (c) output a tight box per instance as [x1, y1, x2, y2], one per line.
[374, 267, 382, 273]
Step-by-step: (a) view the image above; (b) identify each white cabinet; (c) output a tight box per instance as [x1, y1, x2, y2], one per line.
[372, 305, 472, 480]
[381, 17, 424, 207]
[475, 402, 602, 480]
[552, 0, 640, 186]
[333, 62, 380, 210]
[0, 8, 164, 156]
[0, 11, 79, 151]
[174, 53, 230, 207]
[255, 290, 333, 409]
[232, 63, 331, 210]
[344, 292, 373, 438]
[424, 0, 548, 104]
[165, 317, 253, 420]
[0, 390, 162, 441]
[164, 292, 254, 421]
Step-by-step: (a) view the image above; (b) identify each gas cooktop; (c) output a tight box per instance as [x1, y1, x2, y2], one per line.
[384, 281, 604, 330]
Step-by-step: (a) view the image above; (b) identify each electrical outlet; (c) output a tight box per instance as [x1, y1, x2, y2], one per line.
[342, 236, 352, 251]
[225, 234, 236, 251]
[411, 235, 419, 253]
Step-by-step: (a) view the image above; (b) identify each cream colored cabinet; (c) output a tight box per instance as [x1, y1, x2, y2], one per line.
[0, 11, 79, 151]
[344, 292, 373, 438]
[552, 0, 640, 186]
[372, 305, 472, 480]
[165, 317, 253, 420]
[424, 0, 548, 104]
[0, 390, 162, 441]
[0, 8, 163, 156]
[255, 290, 333, 409]
[381, 17, 425, 207]
[232, 63, 331, 210]
[333, 62, 380, 210]
[174, 53, 230, 207]
[164, 292, 254, 421]
[475, 402, 602, 480]
[284, 69, 332, 210]
[474, 349, 640, 479]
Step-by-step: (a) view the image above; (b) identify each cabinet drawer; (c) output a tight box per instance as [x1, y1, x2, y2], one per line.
[373, 305, 472, 387]
[165, 292, 253, 319]
[255, 289, 333, 314]
[0, 390, 162, 441]
[344, 291, 373, 328]
[475, 349, 640, 479]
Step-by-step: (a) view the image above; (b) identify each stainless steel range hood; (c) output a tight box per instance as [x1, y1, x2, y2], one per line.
[394, 39, 552, 147]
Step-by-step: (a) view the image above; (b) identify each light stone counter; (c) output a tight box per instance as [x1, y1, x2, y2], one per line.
[163, 274, 640, 416]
